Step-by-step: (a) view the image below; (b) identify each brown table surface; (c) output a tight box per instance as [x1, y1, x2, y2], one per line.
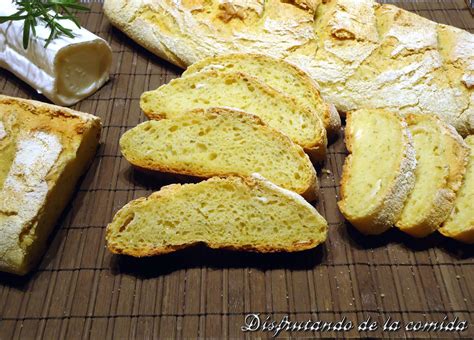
[0, 1, 473, 339]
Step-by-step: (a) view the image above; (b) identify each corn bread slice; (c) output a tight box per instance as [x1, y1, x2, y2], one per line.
[183, 53, 341, 136]
[0, 95, 101, 275]
[120, 108, 318, 200]
[338, 109, 416, 235]
[140, 71, 327, 159]
[396, 115, 469, 238]
[438, 136, 474, 244]
[106, 175, 328, 256]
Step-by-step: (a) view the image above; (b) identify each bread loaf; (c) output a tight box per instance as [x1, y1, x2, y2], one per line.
[439, 136, 474, 244]
[140, 71, 327, 159]
[106, 175, 328, 256]
[0, 95, 101, 275]
[103, 0, 473, 135]
[338, 109, 416, 235]
[396, 115, 469, 238]
[183, 53, 341, 136]
[120, 108, 318, 200]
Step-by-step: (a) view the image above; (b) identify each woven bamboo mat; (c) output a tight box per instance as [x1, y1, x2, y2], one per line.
[0, 1, 473, 339]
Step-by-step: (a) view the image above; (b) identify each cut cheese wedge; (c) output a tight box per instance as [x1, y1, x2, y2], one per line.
[120, 108, 318, 200]
[396, 114, 469, 238]
[338, 109, 416, 235]
[183, 53, 341, 136]
[0, 1, 112, 106]
[439, 136, 474, 244]
[140, 71, 327, 159]
[106, 175, 328, 256]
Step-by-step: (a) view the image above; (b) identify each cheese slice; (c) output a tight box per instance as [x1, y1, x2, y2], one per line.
[0, 1, 112, 106]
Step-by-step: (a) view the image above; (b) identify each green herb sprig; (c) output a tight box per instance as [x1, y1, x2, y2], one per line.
[0, 0, 90, 49]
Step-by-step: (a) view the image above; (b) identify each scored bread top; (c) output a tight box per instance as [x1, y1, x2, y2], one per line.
[106, 174, 328, 256]
[338, 109, 416, 235]
[120, 108, 318, 200]
[140, 70, 327, 159]
[396, 114, 469, 238]
[439, 136, 474, 244]
[0, 95, 101, 274]
[183, 53, 341, 136]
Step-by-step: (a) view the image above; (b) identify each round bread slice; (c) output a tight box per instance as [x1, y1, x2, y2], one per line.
[396, 114, 469, 238]
[183, 53, 341, 136]
[439, 136, 474, 244]
[140, 71, 327, 160]
[106, 175, 328, 256]
[338, 109, 416, 235]
[120, 108, 318, 201]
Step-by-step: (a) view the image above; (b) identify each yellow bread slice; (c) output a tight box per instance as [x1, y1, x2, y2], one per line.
[106, 175, 328, 256]
[439, 136, 474, 244]
[140, 71, 327, 159]
[0, 95, 101, 275]
[183, 53, 341, 136]
[396, 115, 469, 238]
[120, 108, 318, 201]
[338, 109, 416, 235]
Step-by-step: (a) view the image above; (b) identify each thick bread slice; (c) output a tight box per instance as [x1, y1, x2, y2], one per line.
[183, 53, 341, 136]
[140, 71, 327, 159]
[338, 109, 416, 235]
[0, 95, 101, 275]
[120, 108, 318, 200]
[106, 175, 328, 256]
[439, 136, 474, 244]
[396, 115, 469, 238]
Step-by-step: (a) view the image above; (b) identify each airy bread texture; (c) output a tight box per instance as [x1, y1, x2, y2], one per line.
[120, 108, 318, 200]
[396, 115, 469, 238]
[140, 71, 327, 159]
[104, 0, 473, 136]
[338, 109, 416, 235]
[183, 53, 341, 136]
[0, 95, 101, 275]
[439, 136, 474, 244]
[106, 175, 328, 256]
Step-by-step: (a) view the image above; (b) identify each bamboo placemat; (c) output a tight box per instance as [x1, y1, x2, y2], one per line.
[0, 1, 473, 339]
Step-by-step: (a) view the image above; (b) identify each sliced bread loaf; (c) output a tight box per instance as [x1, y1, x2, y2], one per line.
[338, 109, 416, 235]
[183, 53, 341, 136]
[396, 115, 469, 238]
[140, 71, 327, 159]
[439, 136, 474, 244]
[120, 108, 318, 200]
[106, 175, 328, 256]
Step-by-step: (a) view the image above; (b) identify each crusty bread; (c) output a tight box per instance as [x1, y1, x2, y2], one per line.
[104, 0, 473, 135]
[338, 109, 416, 235]
[106, 175, 328, 256]
[0, 95, 101, 275]
[120, 108, 318, 200]
[396, 115, 469, 238]
[183, 53, 341, 136]
[439, 136, 474, 244]
[140, 71, 327, 159]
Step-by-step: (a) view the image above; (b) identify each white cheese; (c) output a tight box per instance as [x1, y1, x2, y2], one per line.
[0, 1, 112, 106]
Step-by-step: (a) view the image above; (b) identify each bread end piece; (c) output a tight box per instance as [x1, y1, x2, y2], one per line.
[0, 96, 101, 275]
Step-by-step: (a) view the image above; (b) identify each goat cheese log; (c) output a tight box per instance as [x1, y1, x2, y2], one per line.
[0, 1, 112, 106]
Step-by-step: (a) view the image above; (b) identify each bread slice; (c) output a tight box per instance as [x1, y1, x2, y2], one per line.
[140, 71, 327, 159]
[338, 109, 416, 235]
[106, 175, 328, 256]
[396, 114, 469, 238]
[183, 53, 341, 136]
[120, 108, 318, 200]
[438, 136, 474, 244]
[0, 95, 101, 275]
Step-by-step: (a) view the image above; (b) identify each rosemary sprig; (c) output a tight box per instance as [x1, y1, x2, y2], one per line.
[0, 0, 90, 49]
